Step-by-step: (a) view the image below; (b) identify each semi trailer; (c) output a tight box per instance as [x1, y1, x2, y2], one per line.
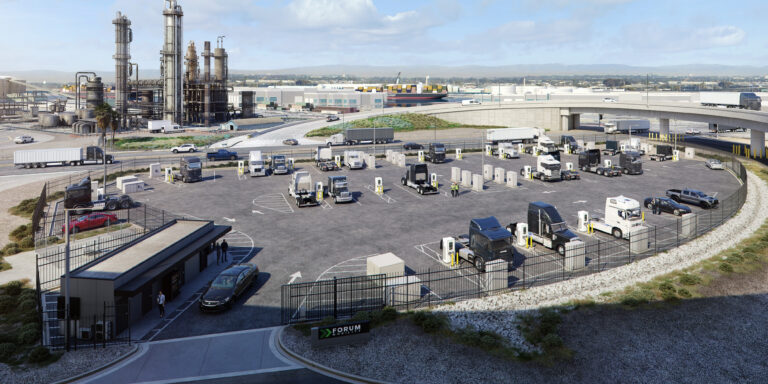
[700, 92, 762, 110]
[485, 127, 539, 144]
[325, 127, 394, 146]
[14, 146, 113, 168]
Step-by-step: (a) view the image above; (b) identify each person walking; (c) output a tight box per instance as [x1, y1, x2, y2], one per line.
[454, 182, 460, 197]
[221, 239, 229, 262]
[216, 242, 221, 265]
[450, 182, 456, 197]
[157, 291, 166, 318]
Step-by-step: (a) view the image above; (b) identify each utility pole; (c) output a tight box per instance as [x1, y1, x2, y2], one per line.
[64, 209, 71, 351]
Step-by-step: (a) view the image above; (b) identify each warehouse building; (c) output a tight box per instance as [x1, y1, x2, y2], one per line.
[229, 86, 385, 112]
[61, 219, 230, 337]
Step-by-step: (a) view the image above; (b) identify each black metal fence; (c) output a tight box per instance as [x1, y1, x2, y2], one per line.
[282, 156, 748, 324]
[40, 291, 131, 350]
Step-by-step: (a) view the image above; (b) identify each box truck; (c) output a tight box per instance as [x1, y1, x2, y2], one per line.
[148, 120, 184, 133]
[14, 146, 113, 168]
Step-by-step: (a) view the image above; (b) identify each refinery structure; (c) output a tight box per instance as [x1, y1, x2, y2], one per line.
[0, 0, 232, 131]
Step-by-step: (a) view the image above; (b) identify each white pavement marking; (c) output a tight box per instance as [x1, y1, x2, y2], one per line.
[223, 217, 236, 222]
[252, 210, 264, 215]
[287, 271, 302, 284]
[396, 184, 424, 199]
[573, 200, 588, 204]
[321, 200, 333, 209]
[252, 193, 294, 213]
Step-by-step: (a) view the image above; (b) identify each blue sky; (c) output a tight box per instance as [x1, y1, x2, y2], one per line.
[1, 0, 766, 71]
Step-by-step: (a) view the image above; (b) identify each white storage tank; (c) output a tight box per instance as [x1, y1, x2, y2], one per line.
[39, 113, 59, 127]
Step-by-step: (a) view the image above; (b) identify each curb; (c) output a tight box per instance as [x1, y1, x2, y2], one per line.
[275, 326, 389, 384]
[51, 343, 142, 384]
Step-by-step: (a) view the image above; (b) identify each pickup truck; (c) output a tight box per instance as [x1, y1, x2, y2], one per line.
[206, 149, 238, 161]
[666, 188, 718, 209]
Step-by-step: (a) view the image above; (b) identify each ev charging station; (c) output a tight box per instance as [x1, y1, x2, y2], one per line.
[316, 182, 324, 202]
[441, 237, 456, 265]
[165, 167, 173, 183]
[287, 158, 295, 171]
[522, 165, 532, 179]
[515, 223, 529, 247]
[603, 159, 612, 167]
[431, 173, 438, 188]
[577, 210, 591, 233]
[566, 162, 573, 170]
[237, 161, 245, 176]
[335, 155, 341, 168]
[418, 150, 425, 162]
[672, 150, 680, 161]
[375, 177, 383, 195]
[485, 145, 492, 156]
[455, 148, 463, 160]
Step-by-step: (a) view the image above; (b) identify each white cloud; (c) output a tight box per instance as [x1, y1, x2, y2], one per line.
[620, 23, 746, 53]
[694, 26, 746, 47]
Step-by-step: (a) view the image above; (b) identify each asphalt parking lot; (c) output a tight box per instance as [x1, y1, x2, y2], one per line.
[128, 150, 741, 339]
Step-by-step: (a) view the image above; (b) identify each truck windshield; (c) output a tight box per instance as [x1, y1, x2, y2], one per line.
[187, 162, 201, 169]
[491, 238, 510, 252]
[433, 146, 445, 153]
[544, 163, 560, 171]
[274, 158, 285, 165]
[626, 208, 642, 219]
[415, 173, 427, 182]
[551, 222, 568, 233]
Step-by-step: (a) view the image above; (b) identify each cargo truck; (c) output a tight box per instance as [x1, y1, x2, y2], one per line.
[64, 176, 134, 211]
[289, 171, 318, 207]
[619, 151, 643, 175]
[343, 150, 364, 169]
[272, 155, 290, 175]
[326, 175, 353, 203]
[586, 196, 645, 239]
[401, 163, 438, 195]
[523, 155, 561, 181]
[708, 123, 745, 133]
[148, 120, 184, 133]
[249, 151, 267, 176]
[443, 216, 514, 272]
[14, 146, 113, 168]
[700, 92, 762, 110]
[611, 119, 651, 134]
[325, 127, 394, 146]
[485, 127, 538, 144]
[424, 142, 446, 163]
[508, 202, 581, 256]
[578, 149, 621, 177]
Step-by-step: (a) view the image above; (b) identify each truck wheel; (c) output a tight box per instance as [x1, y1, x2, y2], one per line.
[646, 202, 654, 209]
[671, 196, 680, 202]
[327, 142, 332, 147]
[622, 168, 628, 174]
[674, 209, 681, 216]
[107, 201, 118, 210]
[474, 257, 486, 272]
[581, 166, 587, 172]
[556, 244, 565, 256]
[401, 178, 406, 186]
[519, 169, 524, 176]
[230, 156, 236, 160]
[612, 228, 623, 238]
[120, 200, 131, 209]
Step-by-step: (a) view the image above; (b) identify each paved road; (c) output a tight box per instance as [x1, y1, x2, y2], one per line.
[79, 327, 343, 384]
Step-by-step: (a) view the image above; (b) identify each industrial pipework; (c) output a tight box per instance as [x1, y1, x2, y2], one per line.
[162, 0, 183, 124]
[113, 12, 131, 130]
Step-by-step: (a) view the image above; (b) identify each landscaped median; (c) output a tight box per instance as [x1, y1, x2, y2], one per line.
[305, 113, 503, 138]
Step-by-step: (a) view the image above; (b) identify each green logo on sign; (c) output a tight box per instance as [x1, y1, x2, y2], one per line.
[320, 328, 333, 339]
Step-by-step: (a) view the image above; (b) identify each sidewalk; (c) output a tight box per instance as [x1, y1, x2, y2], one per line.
[0, 250, 35, 285]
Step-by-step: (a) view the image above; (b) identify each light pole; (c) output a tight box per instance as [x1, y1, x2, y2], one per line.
[63, 208, 71, 351]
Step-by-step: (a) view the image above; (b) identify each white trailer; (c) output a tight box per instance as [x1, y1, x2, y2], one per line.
[486, 127, 539, 144]
[249, 150, 267, 176]
[343, 150, 364, 169]
[587, 196, 645, 239]
[700, 92, 762, 110]
[14, 146, 112, 168]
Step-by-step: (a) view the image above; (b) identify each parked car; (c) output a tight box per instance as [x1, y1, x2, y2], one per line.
[199, 263, 259, 311]
[603, 97, 617, 103]
[171, 144, 197, 153]
[643, 197, 692, 216]
[705, 158, 724, 170]
[402, 142, 424, 150]
[14, 135, 34, 144]
[253, 113, 264, 118]
[666, 188, 719, 209]
[685, 129, 701, 135]
[326, 115, 340, 122]
[62, 212, 118, 234]
[283, 138, 299, 146]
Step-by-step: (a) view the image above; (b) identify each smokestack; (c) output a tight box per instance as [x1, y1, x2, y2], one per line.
[113, 12, 131, 129]
[162, 0, 183, 124]
[203, 41, 211, 126]
[185, 41, 198, 82]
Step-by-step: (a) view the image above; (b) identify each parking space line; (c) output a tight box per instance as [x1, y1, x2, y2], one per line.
[395, 184, 424, 199]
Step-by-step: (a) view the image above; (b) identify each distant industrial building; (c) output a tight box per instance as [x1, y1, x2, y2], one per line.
[229, 86, 385, 112]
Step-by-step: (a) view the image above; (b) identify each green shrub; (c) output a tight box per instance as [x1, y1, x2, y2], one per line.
[10, 225, 31, 242]
[379, 306, 398, 322]
[727, 253, 744, 264]
[411, 311, 447, 333]
[27, 346, 51, 364]
[19, 236, 35, 249]
[0, 343, 15, 362]
[678, 274, 702, 286]
[4, 280, 23, 296]
[17, 328, 39, 345]
[619, 289, 655, 307]
[658, 282, 676, 294]
[719, 263, 734, 273]
[9, 198, 39, 218]
[0, 296, 17, 312]
[677, 288, 692, 298]
[541, 333, 564, 348]
[1, 242, 21, 256]
[742, 252, 759, 261]
[661, 290, 678, 301]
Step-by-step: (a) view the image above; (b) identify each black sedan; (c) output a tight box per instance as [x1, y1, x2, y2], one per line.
[644, 197, 692, 216]
[402, 142, 423, 150]
[199, 263, 259, 312]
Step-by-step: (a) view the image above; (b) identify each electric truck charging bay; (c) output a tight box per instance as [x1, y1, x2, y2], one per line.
[127, 152, 741, 338]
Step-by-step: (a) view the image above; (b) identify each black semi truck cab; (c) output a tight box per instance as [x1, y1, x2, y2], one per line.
[509, 202, 580, 256]
[425, 142, 446, 163]
[619, 151, 643, 175]
[401, 163, 438, 195]
[179, 157, 202, 183]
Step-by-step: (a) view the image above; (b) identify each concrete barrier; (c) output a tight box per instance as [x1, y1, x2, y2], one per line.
[577, 139, 585, 148]
[367, 154, 376, 168]
[483, 164, 493, 180]
[122, 180, 145, 194]
[385, 275, 422, 306]
[472, 174, 484, 192]
[385, 150, 393, 162]
[494, 167, 505, 184]
[506, 171, 517, 188]
[587, 141, 596, 150]
[149, 163, 162, 178]
[484, 259, 507, 292]
[629, 228, 651, 254]
[116, 176, 138, 190]
[680, 213, 696, 238]
[397, 154, 406, 167]
[685, 147, 695, 159]
[451, 167, 461, 182]
[461, 170, 472, 187]
[367, 253, 405, 277]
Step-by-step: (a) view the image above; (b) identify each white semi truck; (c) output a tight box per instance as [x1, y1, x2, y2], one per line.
[14, 146, 113, 168]
[249, 150, 267, 176]
[522, 155, 561, 181]
[585, 196, 645, 239]
[497, 142, 520, 159]
[289, 171, 318, 207]
[700, 92, 762, 110]
[343, 150, 364, 169]
[485, 127, 539, 144]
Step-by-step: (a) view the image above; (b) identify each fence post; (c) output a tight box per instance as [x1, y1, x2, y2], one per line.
[676, 218, 679, 247]
[627, 232, 631, 264]
[103, 301, 106, 348]
[427, 268, 431, 308]
[144, 204, 147, 230]
[333, 277, 337, 319]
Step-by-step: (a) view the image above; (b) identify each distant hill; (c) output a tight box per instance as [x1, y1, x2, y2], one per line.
[4, 64, 768, 83]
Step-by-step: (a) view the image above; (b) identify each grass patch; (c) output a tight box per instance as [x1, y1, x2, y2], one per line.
[8, 191, 65, 219]
[305, 113, 503, 137]
[112, 135, 229, 150]
[0, 280, 45, 365]
[518, 308, 573, 363]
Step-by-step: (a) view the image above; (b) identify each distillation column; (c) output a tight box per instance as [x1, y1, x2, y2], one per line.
[162, 0, 183, 124]
[113, 12, 131, 129]
[203, 41, 211, 127]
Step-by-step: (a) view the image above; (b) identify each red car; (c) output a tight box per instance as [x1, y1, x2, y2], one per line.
[62, 213, 118, 234]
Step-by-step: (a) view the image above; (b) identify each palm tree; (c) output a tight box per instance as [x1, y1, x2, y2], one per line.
[109, 114, 119, 147]
[94, 103, 114, 146]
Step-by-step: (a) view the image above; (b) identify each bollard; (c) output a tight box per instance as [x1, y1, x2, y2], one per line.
[494, 167, 505, 184]
[451, 167, 461, 182]
[461, 170, 472, 187]
[506, 171, 517, 188]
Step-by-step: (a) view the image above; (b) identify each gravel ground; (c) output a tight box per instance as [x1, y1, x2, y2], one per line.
[282, 170, 768, 383]
[0, 345, 134, 384]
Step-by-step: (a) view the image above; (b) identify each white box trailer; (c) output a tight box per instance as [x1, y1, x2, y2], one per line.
[249, 150, 267, 176]
[486, 127, 539, 144]
[148, 120, 183, 134]
[14, 146, 112, 168]
[700, 92, 761, 110]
